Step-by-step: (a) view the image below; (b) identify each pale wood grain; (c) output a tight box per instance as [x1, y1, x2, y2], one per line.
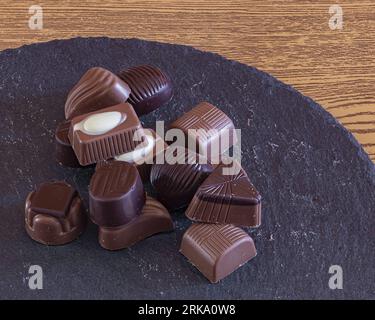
[0, 0, 374, 161]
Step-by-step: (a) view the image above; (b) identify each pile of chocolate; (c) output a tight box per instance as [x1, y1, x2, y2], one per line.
[25, 65, 262, 283]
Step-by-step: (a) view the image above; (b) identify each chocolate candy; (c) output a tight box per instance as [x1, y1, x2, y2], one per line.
[89, 161, 145, 227]
[180, 223, 257, 283]
[150, 147, 214, 210]
[55, 120, 81, 167]
[65, 67, 131, 120]
[68, 103, 145, 166]
[25, 181, 87, 245]
[99, 196, 174, 250]
[96, 129, 168, 182]
[169, 102, 238, 160]
[118, 65, 173, 116]
[185, 162, 261, 227]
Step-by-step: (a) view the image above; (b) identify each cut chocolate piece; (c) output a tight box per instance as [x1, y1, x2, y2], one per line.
[99, 196, 174, 250]
[89, 161, 145, 227]
[55, 120, 81, 167]
[118, 65, 173, 116]
[169, 102, 238, 160]
[65, 67, 131, 120]
[150, 147, 214, 210]
[68, 103, 145, 166]
[96, 129, 168, 182]
[25, 181, 87, 245]
[180, 223, 256, 283]
[185, 163, 261, 227]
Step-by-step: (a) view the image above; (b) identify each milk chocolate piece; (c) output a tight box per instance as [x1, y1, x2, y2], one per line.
[169, 102, 238, 160]
[89, 161, 146, 227]
[99, 196, 174, 250]
[55, 120, 81, 167]
[150, 147, 214, 210]
[96, 129, 168, 182]
[185, 163, 261, 227]
[25, 181, 87, 245]
[65, 67, 131, 120]
[118, 65, 173, 116]
[69, 103, 145, 166]
[180, 223, 257, 283]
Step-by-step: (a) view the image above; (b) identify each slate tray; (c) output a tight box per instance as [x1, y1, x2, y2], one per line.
[0, 37, 374, 300]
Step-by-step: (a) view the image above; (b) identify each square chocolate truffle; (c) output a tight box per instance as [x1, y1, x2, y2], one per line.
[169, 102, 238, 161]
[180, 223, 257, 283]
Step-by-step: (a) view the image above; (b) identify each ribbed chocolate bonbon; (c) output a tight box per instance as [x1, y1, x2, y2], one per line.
[65, 67, 131, 120]
[150, 147, 214, 210]
[118, 65, 173, 116]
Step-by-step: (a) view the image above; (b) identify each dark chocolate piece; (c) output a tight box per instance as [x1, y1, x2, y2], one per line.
[89, 161, 145, 227]
[185, 162, 261, 227]
[180, 223, 257, 283]
[99, 196, 174, 250]
[118, 65, 173, 116]
[25, 181, 87, 245]
[169, 102, 238, 160]
[150, 147, 214, 210]
[68, 103, 145, 166]
[65, 67, 131, 120]
[55, 120, 81, 167]
[96, 129, 167, 182]
[96, 158, 153, 183]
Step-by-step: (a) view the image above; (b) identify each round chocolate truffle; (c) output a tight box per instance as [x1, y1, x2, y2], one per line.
[25, 181, 87, 245]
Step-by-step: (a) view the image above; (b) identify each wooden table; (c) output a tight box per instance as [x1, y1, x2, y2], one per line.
[1, 0, 374, 161]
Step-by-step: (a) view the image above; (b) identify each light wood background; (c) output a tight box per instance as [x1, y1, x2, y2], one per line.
[0, 0, 374, 161]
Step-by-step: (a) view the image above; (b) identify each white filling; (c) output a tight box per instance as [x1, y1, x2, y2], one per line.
[115, 133, 155, 163]
[74, 111, 126, 135]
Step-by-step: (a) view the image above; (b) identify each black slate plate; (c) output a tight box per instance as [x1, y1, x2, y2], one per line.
[0, 37, 374, 299]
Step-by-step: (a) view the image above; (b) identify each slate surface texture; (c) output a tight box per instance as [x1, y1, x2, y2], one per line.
[0, 37, 374, 299]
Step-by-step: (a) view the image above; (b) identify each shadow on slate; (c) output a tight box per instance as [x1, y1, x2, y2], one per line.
[0, 37, 374, 299]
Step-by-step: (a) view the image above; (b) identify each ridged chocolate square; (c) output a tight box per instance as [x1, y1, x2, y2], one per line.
[169, 102, 238, 159]
[180, 223, 257, 283]
[68, 103, 144, 166]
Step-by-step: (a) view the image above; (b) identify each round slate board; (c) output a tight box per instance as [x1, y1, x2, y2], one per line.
[0, 37, 374, 299]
